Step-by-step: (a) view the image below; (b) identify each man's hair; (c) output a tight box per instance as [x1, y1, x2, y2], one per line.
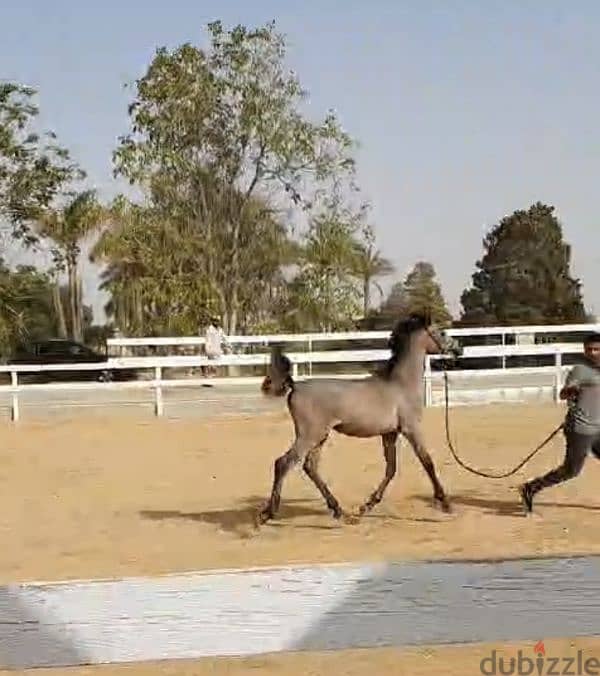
[583, 332, 600, 345]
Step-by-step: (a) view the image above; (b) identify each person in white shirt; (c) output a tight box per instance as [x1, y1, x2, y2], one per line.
[203, 317, 229, 376]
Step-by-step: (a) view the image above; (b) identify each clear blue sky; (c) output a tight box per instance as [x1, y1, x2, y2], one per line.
[3, 1, 599, 322]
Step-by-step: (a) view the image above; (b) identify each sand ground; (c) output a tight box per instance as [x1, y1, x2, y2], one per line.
[1, 401, 598, 584]
[1, 402, 599, 674]
[2, 637, 599, 676]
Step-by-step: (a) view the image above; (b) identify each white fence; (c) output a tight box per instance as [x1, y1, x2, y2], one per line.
[106, 322, 599, 354]
[105, 322, 598, 373]
[2, 322, 597, 421]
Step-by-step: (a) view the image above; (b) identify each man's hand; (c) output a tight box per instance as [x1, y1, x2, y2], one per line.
[559, 385, 579, 401]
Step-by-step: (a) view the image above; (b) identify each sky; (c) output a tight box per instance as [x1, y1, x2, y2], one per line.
[2, 1, 599, 323]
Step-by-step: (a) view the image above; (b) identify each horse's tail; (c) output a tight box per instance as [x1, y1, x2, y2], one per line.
[261, 345, 294, 397]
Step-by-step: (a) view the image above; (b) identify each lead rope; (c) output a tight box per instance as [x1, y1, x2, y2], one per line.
[442, 371, 564, 479]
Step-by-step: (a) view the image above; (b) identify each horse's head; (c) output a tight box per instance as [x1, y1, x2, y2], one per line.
[383, 312, 461, 378]
[407, 313, 462, 359]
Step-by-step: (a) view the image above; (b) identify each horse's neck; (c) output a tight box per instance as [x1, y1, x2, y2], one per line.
[390, 343, 427, 392]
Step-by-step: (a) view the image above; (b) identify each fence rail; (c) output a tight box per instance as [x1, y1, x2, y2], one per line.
[106, 322, 600, 349]
[0, 337, 585, 421]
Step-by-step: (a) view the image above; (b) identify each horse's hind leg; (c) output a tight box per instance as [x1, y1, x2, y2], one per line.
[303, 439, 345, 519]
[358, 431, 398, 516]
[404, 427, 451, 513]
[256, 436, 314, 525]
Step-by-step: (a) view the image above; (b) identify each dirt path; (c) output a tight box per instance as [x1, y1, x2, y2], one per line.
[1, 402, 598, 584]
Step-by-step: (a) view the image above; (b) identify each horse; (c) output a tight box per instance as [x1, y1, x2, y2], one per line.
[256, 313, 462, 525]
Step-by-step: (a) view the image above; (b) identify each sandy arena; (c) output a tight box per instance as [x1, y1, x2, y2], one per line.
[1, 401, 599, 584]
[1, 400, 599, 674]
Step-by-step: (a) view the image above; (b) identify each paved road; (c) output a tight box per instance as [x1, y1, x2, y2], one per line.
[0, 370, 558, 422]
[1, 555, 598, 669]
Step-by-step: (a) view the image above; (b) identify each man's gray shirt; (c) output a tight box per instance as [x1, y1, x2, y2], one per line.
[564, 360, 600, 435]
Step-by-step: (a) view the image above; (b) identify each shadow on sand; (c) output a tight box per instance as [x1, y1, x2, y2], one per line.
[140, 497, 337, 536]
[140, 494, 448, 536]
[414, 493, 600, 517]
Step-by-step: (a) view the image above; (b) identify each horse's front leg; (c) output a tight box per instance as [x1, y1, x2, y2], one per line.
[403, 425, 451, 513]
[358, 431, 398, 516]
[302, 439, 347, 520]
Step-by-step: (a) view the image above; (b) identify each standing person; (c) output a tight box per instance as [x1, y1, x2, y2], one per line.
[204, 316, 229, 377]
[519, 332, 600, 513]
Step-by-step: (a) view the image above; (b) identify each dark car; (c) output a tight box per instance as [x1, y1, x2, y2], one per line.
[7, 339, 138, 383]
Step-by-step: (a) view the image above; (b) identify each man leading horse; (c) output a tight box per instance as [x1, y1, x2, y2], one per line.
[519, 331, 600, 513]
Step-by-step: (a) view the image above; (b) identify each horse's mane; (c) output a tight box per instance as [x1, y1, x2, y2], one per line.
[378, 312, 431, 378]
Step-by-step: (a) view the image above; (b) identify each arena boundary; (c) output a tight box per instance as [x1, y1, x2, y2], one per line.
[2, 555, 599, 669]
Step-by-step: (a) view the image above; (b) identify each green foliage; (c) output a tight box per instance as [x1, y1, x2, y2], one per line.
[91, 197, 213, 336]
[277, 195, 366, 331]
[0, 258, 58, 358]
[4, 31, 590, 342]
[108, 20, 356, 333]
[460, 202, 587, 326]
[114, 21, 355, 196]
[0, 82, 82, 243]
[38, 190, 105, 341]
[350, 223, 395, 316]
[373, 261, 451, 328]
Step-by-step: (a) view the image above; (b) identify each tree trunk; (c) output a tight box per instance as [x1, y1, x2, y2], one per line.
[223, 216, 241, 337]
[363, 275, 371, 317]
[76, 275, 83, 340]
[226, 294, 238, 335]
[135, 287, 143, 335]
[52, 278, 68, 339]
[67, 262, 82, 342]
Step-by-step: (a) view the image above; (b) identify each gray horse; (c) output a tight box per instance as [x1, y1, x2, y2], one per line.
[257, 313, 461, 525]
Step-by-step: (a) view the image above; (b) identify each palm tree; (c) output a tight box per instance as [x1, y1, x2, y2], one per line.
[352, 236, 395, 317]
[38, 190, 105, 341]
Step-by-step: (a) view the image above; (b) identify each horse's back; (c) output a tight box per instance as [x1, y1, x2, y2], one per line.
[289, 376, 402, 437]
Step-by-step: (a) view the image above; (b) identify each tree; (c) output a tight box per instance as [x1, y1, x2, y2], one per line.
[351, 223, 395, 317]
[278, 195, 363, 332]
[112, 20, 355, 333]
[0, 82, 81, 243]
[38, 190, 105, 341]
[0, 258, 58, 358]
[92, 182, 296, 336]
[91, 196, 215, 337]
[1, 82, 94, 343]
[460, 202, 587, 326]
[382, 261, 451, 326]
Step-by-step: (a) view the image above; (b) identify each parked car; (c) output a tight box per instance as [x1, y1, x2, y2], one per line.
[7, 339, 138, 383]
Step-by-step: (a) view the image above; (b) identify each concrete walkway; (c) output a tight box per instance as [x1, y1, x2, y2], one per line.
[1, 555, 598, 669]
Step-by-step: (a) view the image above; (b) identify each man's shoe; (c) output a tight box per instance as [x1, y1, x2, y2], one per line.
[519, 483, 534, 514]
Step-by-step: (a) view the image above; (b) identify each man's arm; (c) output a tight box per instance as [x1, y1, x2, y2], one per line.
[220, 329, 231, 350]
[560, 365, 582, 400]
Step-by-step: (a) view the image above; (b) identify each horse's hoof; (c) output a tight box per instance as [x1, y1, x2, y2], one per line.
[435, 497, 452, 514]
[254, 505, 273, 527]
[342, 512, 360, 525]
[518, 484, 534, 515]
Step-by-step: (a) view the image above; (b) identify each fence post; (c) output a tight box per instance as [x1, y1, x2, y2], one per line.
[154, 366, 164, 417]
[424, 356, 432, 407]
[292, 361, 299, 380]
[307, 337, 312, 377]
[554, 351, 562, 404]
[10, 370, 19, 422]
